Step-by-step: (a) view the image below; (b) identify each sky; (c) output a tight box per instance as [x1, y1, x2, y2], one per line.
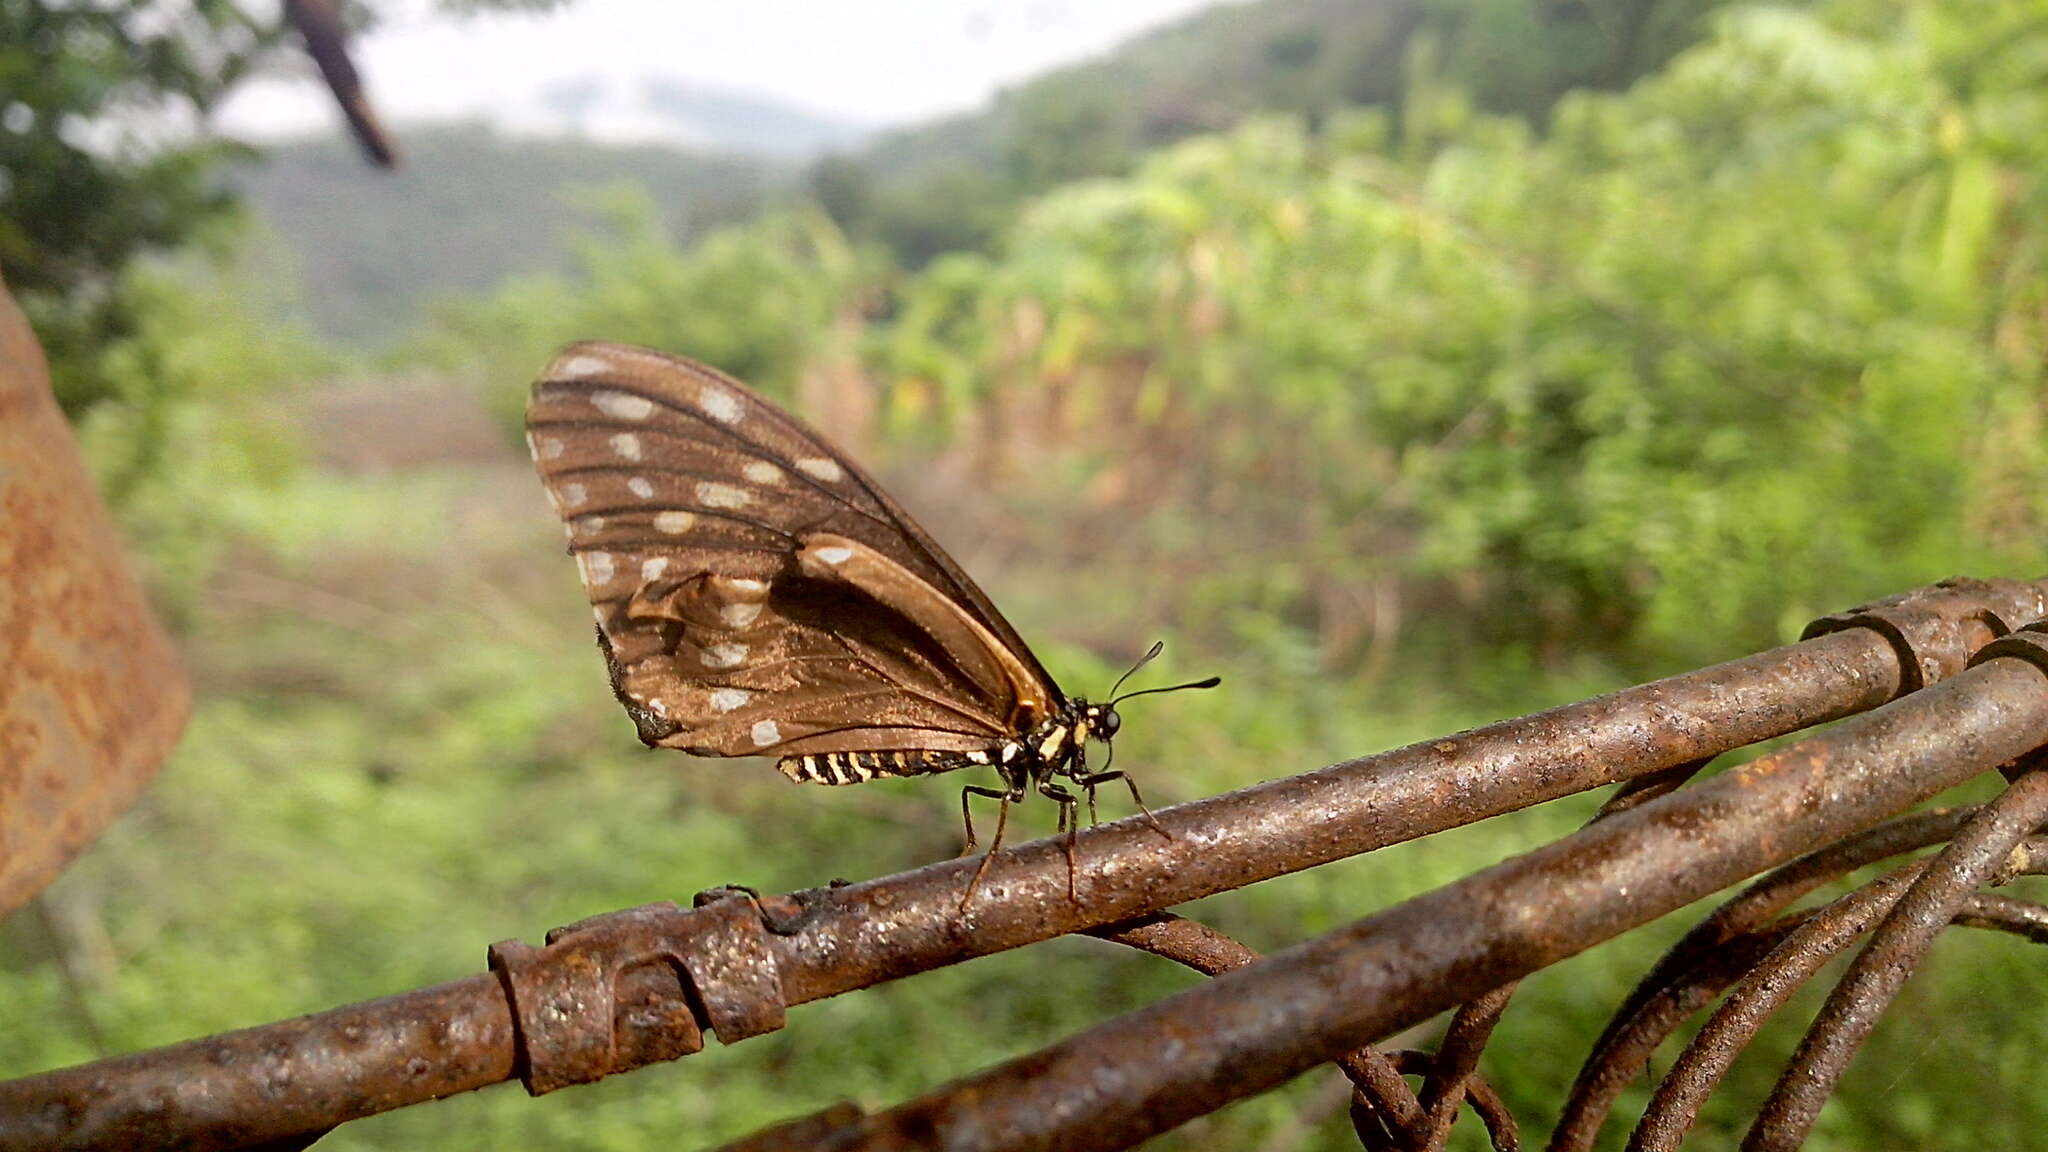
[220, 0, 1227, 143]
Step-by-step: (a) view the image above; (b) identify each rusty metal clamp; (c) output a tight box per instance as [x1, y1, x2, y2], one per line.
[1968, 621, 2048, 679]
[1802, 577, 2048, 696]
[488, 896, 788, 1095]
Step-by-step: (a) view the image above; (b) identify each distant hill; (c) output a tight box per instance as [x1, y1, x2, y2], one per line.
[812, 0, 1758, 264]
[237, 124, 794, 344]
[239, 0, 1752, 345]
[530, 75, 872, 157]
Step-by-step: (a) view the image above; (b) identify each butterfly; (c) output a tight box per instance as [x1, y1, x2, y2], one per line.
[524, 341, 1216, 897]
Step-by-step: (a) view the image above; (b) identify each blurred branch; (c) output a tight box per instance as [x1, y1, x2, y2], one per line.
[283, 0, 399, 168]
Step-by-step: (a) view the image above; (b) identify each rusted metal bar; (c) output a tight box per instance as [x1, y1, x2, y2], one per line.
[776, 647, 2048, 1152]
[0, 269, 191, 918]
[1385, 1051, 1518, 1152]
[1414, 984, 1513, 1150]
[1627, 863, 1930, 1151]
[4, 580, 2042, 1150]
[1549, 807, 1981, 1152]
[1629, 831, 2048, 1152]
[1084, 913, 1261, 975]
[1410, 754, 1720, 1149]
[763, 614, 1967, 1010]
[1087, 915, 1464, 1152]
[1743, 754, 2048, 1152]
[0, 976, 513, 1152]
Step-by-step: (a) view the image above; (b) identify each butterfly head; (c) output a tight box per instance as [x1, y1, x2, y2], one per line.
[1079, 702, 1121, 743]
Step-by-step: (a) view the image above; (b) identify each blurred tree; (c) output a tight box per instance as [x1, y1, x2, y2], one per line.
[819, 0, 1792, 268]
[0, 0, 566, 416]
[874, 0, 2048, 678]
[0, 0, 278, 413]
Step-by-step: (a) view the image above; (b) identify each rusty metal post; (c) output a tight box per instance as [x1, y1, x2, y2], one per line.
[0, 269, 190, 918]
[784, 647, 2048, 1152]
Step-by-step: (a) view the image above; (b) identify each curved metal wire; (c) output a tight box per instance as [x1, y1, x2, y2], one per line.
[1743, 762, 2048, 1151]
[1087, 914, 1516, 1152]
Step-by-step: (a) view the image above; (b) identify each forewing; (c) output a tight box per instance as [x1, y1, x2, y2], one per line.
[526, 341, 1058, 757]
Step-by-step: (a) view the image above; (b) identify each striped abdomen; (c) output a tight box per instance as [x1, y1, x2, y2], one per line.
[780, 748, 974, 786]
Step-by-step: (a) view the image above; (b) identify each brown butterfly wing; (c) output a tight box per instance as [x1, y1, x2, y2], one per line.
[526, 341, 1062, 759]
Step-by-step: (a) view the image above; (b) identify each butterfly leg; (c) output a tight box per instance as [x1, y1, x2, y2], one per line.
[956, 784, 1015, 857]
[1075, 770, 1172, 841]
[1035, 778, 1083, 900]
[959, 776, 1027, 910]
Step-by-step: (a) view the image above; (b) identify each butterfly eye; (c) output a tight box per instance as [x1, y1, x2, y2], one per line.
[1095, 709, 1121, 740]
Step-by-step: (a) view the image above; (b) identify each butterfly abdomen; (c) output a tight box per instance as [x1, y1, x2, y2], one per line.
[778, 744, 1023, 787]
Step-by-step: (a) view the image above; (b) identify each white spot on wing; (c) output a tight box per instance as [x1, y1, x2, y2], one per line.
[720, 602, 763, 628]
[653, 510, 695, 534]
[729, 578, 768, 593]
[574, 515, 605, 534]
[560, 482, 588, 508]
[628, 476, 655, 499]
[815, 545, 854, 565]
[711, 688, 751, 713]
[742, 461, 783, 485]
[640, 557, 670, 581]
[703, 642, 748, 669]
[698, 385, 743, 424]
[796, 457, 844, 482]
[695, 481, 750, 509]
[750, 719, 781, 746]
[610, 432, 642, 460]
[555, 354, 610, 379]
[592, 390, 654, 420]
[646, 697, 669, 718]
[579, 551, 615, 586]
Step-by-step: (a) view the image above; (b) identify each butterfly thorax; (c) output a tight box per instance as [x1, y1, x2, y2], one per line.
[777, 699, 1118, 789]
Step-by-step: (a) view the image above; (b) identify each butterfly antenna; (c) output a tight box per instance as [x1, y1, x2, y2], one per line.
[1104, 640, 1166, 702]
[1112, 675, 1222, 706]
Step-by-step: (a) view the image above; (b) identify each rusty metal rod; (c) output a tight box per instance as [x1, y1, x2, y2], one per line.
[768, 625, 1915, 1008]
[784, 651, 2048, 1152]
[1412, 754, 1720, 1149]
[0, 977, 514, 1152]
[1630, 835, 2048, 1152]
[1549, 807, 1980, 1152]
[1626, 863, 1930, 1151]
[1743, 764, 2048, 1152]
[3, 580, 2039, 1151]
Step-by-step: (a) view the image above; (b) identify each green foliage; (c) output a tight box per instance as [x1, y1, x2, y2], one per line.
[69, 256, 330, 619]
[818, 0, 1777, 266]
[0, 0, 277, 412]
[412, 189, 874, 436]
[878, 0, 2048, 675]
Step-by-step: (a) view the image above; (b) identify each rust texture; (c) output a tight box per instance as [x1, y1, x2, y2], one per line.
[0, 269, 191, 919]
[0, 976, 514, 1151]
[1, 577, 2045, 1150]
[1086, 914, 1513, 1151]
[787, 649, 2048, 1152]
[1741, 756, 2048, 1151]
[1548, 807, 1983, 1151]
